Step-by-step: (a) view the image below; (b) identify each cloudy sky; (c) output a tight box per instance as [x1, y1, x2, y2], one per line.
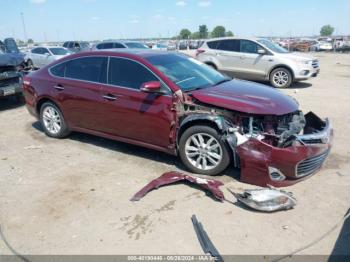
[1, 0, 349, 41]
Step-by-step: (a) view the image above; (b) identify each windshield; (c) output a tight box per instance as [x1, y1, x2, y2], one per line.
[258, 39, 289, 53]
[125, 42, 148, 49]
[49, 48, 70, 55]
[146, 53, 229, 92]
[4, 39, 20, 53]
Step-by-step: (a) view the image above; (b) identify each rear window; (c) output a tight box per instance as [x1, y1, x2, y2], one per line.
[50, 63, 65, 77]
[125, 42, 148, 49]
[217, 40, 240, 52]
[50, 56, 107, 83]
[207, 41, 220, 49]
[49, 48, 69, 55]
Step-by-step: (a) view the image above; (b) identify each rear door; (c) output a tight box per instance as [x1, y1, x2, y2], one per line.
[98, 56, 174, 148]
[49, 56, 108, 130]
[238, 40, 272, 79]
[215, 39, 242, 76]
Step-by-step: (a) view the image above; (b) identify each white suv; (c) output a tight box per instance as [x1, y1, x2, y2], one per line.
[196, 37, 320, 88]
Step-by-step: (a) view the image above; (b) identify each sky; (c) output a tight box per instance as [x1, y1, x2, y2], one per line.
[0, 0, 349, 42]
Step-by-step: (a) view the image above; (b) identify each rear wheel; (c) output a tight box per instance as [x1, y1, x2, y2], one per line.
[40, 102, 70, 138]
[179, 125, 231, 175]
[270, 67, 292, 88]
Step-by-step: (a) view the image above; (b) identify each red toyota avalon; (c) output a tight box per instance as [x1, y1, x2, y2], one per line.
[23, 50, 333, 187]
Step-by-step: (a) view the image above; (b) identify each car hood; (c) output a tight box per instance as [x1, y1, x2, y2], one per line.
[191, 79, 299, 115]
[0, 52, 24, 67]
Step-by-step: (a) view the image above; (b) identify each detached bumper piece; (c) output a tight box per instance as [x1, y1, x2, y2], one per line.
[130, 171, 225, 202]
[236, 112, 333, 187]
[229, 188, 297, 212]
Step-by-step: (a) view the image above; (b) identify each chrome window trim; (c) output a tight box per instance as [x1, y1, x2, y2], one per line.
[48, 54, 173, 96]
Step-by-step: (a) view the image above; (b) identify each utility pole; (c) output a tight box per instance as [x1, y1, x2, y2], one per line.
[20, 12, 28, 43]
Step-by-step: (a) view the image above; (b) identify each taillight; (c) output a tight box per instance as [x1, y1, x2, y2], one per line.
[196, 49, 205, 57]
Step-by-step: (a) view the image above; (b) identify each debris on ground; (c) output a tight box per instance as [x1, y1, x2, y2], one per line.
[191, 215, 223, 262]
[130, 171, 225, 202]
[23, 145, 43, 150]
[228, 188, 297, 212]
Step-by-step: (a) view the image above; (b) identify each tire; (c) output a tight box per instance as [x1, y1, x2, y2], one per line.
[270, 67, 293, 88]
[26, 59, 34, 69]
[39, 102, 70, 138]
[179, 125, 231, 176]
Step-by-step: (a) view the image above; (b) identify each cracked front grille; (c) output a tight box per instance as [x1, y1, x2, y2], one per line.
[296, 149, 330, 177]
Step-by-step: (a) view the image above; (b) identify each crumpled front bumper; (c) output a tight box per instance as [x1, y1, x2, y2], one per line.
[236, 113, 333, 187]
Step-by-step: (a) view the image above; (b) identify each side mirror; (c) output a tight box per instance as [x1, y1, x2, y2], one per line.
[45, 53, 51, 57]
[140, 81, 162, 93]
[257, 49, 266, 55]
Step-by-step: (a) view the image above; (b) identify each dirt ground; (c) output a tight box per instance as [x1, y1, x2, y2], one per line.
[0, 52, 350, 258]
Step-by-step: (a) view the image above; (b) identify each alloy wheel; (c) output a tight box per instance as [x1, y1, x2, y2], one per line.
[185, 133, 223, 171]
[273, 70, 289, 87]
[42, 106, 62, 134]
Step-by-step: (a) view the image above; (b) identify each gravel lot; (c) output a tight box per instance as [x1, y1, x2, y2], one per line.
[0, 52, 349, 258]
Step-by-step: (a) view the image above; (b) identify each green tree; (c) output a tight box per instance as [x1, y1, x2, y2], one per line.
[191, 31, 200, 39]
[16, 39, 24, 46]
[225, 30, 234, 37]
[198, 25, 208, 39]
[27, 38, 34, 44]
[320, 25, 334, 36]
[211, 26, 226, 38]
[179, 28, 191, 39]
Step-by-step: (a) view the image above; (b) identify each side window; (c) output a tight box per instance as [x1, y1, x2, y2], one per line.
[74, 42, 80, 48]
[50, 62, 66, 77]
[108, 57, 157, 89]
[63, 42, 68, 48]
[240, 40, 258, 54]
[65, 57, 107, 83]
[42, 48, 50, 54]
[103, 43, 114, 49]
[96, 43, 103, 50]
[114, 43, 125, 48]
[207, 41, 219, 49]
[68, 42, 74, 48]
[217, 40, 240, 52]
[31, 48, 41, 54]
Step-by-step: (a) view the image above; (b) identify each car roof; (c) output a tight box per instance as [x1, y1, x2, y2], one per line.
[98, 40, 143, 44]
[206, 36, 263, 42]
[32, 46, 63, 49]
[86, 49, 180, 58]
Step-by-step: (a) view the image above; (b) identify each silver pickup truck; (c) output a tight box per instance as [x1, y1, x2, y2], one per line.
[196, 37, 320, 88]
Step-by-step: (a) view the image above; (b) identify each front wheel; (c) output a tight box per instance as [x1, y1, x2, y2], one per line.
[179, 125, 231, 176]
[270, 67, 293, 88]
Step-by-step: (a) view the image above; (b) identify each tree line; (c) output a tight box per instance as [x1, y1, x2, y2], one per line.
[177, 25, 234, 40]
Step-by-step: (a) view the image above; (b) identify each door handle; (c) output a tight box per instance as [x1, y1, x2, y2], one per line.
[102, 94, 117, 101]
[54, 84, 64, 90]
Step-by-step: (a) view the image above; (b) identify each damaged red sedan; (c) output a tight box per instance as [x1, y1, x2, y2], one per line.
[23, 50, 333, 187]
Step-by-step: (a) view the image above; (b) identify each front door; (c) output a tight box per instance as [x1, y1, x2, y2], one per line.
[98, 57, 174, 148]
[238, 40, 272, 80]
